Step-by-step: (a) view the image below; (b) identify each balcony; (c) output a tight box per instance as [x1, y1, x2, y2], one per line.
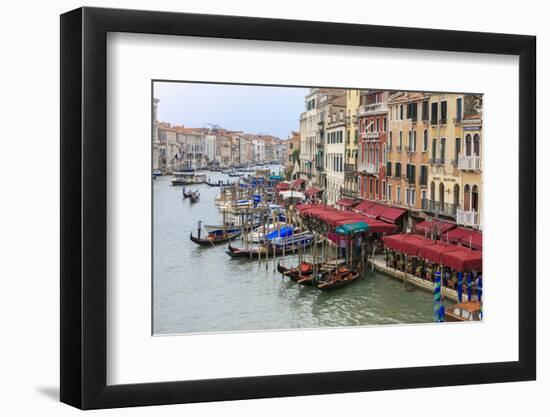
[344, 163, 356, 174]
[358, 102, 389, 116]
[457, 209, 480, 228]
[458, 155, 481, 171]
[340, 186, 358, 198]
[363, 131, 380, 140]
[358, 162, 379, 175]
[422, 198, 458, 218]
[428, 158, 445, 166]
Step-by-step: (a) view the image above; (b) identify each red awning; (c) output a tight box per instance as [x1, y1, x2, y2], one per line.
[459, 231, 482, 250]
[440, 247, 483, 272]
[440, 227, 476, 244]
[291, 179, 305, 189]
[354, 200, 375, 212]
[415, 219, 456, 235]
[360, 202, 387, 218]
[275, 182, 290, 191]
[361, 218, 399, 234]
[418, 242, 461, 264]
[336, 198, 360, 208]
[304, 187, 322, 197]
[382, 234, 434, 256]
[379, 207, 407, 224]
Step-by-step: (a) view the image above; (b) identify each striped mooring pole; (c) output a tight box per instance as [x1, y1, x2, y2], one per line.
[434, 269, 444, 322]
[457, 271, 463, 303]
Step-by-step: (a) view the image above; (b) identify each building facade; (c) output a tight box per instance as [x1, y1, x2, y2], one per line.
[357, 90, 390, 204]
[342, 89, 361, 199]
[324, 95, 347, 204]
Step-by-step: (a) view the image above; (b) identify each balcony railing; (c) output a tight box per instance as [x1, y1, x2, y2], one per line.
[340, 186, 358, 198]
[344, 163, 356, 174]
[358, 162, 379, 174]
[358, 102, 389, 115]
[457, 209, 479, 228]
[458, 155, 481, 171]
[363, 131, 380, 140]
[421, 198, 458, 218]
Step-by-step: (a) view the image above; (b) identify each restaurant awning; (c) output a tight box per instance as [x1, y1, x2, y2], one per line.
[275, 182, 290, 191]
[379, 207, 407, 224]
[440, 227, 476, 244]
[336, 198, 360, 208]
[459, 231, 482, 250]
[304, 187, 322, 197]
[415, 219, 456, 235]
[361, 218, 399, 234]
[382, 234, 435, 256]
[335, 221, 369, 235]
[354, 200, 375, 212]
[418, 242, 461, 264]
[359, 202, 387, 218]
[291, 178, 305, 189]
[440, 247, 483, 272]
[279, 190, 305, 200]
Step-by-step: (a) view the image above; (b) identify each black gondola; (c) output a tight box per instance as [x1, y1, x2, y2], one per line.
[313, 267, 360, 290]
[189, 191, 200, 203]
[276, 262, 315, 286]
[190, 230, 241, 246]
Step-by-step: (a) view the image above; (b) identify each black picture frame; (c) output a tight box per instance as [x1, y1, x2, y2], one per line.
[60, 6, 536, 410]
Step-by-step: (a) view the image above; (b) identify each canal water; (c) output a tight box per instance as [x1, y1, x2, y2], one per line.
[153, 169, 450, 335]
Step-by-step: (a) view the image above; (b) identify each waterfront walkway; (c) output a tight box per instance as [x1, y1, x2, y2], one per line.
[369, 255, 460, 302]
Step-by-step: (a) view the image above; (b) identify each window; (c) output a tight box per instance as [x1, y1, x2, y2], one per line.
[423, 130, 428, 151]
[376, 118, 380, 132]
[421, 190, 427, 204]
[375, 179, 379, 198]
[383, 117, 387, 132]
[388, 184, 392, 201]
[440, 138, 446, 162]
[432, 138, 437, 160]
[395, 162, 402, 177]
[386, 161, 392, 177]
[405, 188, 410, 206]
[472, 185, 479, 211]
[464, 184, 471, 211]
[439, 183, 445, 204]
[420, 165, 427, 186]
[410, 189, 416, 206]
[440, 101, 447, 123]
[399, 131, 403, 149]
[422, 100, 429, 121]
[408, 130, 412, 150]
[382, 180, 386, 199]
[465, 134, 472, 156]
[389, 131, 393, 148]
[400, 105, 403, 120]
[473, 134, 480, 156]
[412, 131, 417, 152]
[431, 102, 438, 124]
[396, 187, 401, 204]
[453, 184, 460, 206]
[455, 138, 461, 162]
[456, 97, 462, 122]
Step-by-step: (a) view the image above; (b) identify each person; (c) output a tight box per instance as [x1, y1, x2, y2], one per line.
[451, 271, 458, 290]
[197, 220, 202, 239]
[476, 273, 483, 302]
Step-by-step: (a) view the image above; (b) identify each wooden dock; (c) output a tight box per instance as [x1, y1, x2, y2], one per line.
[369, 255, 459, 302]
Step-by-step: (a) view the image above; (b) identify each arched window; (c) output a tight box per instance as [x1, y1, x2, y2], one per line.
[453, 184, 460, 206]
[473, 134, 480, 156]
[439, 183, 445, 204]
[472, 185, 479, 211]
[465, 134, 472, 156]
[423, 129, 428, 151]
[430, 181, 435, 201]
[464, 184, 471, 211]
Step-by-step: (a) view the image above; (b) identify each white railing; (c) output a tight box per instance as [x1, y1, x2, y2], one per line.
[358, 103, 389, 115]
[358, 162, 379, 174]
[457, 209, 479, 228]
[458, 155, 481, 171]
[364, 131, 380, 140]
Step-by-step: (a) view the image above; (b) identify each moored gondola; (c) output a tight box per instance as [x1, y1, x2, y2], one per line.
[314, 267, 360, 290]
[190, 230, 241, 246]
[276, 262, 315, 285]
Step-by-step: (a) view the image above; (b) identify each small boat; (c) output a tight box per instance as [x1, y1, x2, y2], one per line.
[444, 301, 482, 322]
[171, 172, 207, 186]
[189, 191, 200, 203]
[226, 232, 314, 259]
[189, 230, 242, 246]
[153, 169, 162, 178]
[277, 262, 315, 286]
[183, 190, 193, 199]
[314, 267, 360, 290]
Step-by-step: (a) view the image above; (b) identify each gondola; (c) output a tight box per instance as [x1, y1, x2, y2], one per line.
[183, 190, 193, 199]
[313, 267, 360, 290]
[276, 262, 315, 286]
[189, 191, 200, 203]
[189, 230, 241, 246]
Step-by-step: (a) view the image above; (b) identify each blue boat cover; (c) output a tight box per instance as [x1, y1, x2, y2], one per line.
[266, 226, 294, 240]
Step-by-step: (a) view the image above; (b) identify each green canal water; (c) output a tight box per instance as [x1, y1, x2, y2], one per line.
[153, 171, 451, 335]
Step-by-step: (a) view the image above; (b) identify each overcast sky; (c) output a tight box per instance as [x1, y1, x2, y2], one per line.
[154, 82, 309, 138]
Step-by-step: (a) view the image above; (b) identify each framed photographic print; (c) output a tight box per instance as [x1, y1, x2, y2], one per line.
[60, 6, 536, 410]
